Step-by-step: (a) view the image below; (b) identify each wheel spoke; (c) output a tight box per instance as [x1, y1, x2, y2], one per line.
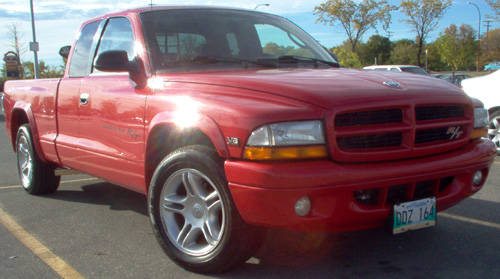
[21, 160, 30, 175]
[205, 191, 219, 207]
[205, 198, 222, 244]
[183, 172, 208, 199]
[178, 224, 201, 249]
[488, 128, 497, 137]
[492, 118, 500, 129]
[202, 222, 218, 246]
[162, 194, 185, 214]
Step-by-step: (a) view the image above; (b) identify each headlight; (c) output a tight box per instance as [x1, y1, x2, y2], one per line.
[244, 120, 327, 160]
[471, 108, 489, 140]
[474, 108, 489, 128]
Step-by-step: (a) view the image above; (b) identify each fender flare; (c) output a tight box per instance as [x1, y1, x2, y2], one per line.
[147, 111, 229, 158]
[10, 102, 49, 164]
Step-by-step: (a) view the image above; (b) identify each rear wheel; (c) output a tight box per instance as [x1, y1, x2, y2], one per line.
[16, 124, 60, 195]
[488, 110, 500, 154]
[148, 145, 266, 273]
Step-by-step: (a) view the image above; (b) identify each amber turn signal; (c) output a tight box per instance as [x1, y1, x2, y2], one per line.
[244, 146, 327, 160]
[470, 128, 488, 140]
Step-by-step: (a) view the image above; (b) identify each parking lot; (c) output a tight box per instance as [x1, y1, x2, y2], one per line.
[1, 111, 499, 279]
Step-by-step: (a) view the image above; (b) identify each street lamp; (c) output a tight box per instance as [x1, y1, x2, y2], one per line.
[467, 2, 481, 72]
[29, 0, 40, 79]
[254, 4, 270, 10]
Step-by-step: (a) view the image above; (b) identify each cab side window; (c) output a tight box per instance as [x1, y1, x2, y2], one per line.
[69, 20, 101, 77]
[95, 17, 135, 63]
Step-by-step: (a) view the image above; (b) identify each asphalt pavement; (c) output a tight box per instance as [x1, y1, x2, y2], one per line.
[1, 111, 499, 279]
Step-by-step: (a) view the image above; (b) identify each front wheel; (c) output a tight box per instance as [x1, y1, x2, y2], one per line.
[488, 110, 500, 154]
[148, 145, 266, 273]
[16, 124, 60, 194]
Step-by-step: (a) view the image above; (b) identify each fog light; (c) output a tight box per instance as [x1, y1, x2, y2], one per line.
[294, 197, 311, 217]
[473, 171, 483, 186]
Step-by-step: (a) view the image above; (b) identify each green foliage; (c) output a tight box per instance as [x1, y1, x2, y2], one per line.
[436, 24, 477, 71]
[424, 41, 447, 71]
[330, 45, 363, 68]
[21, 61, 65, 79]
[0, 76, 6, 92]
[358, 35, 392, 65]
[314, 0, 396, 52]
[486, 0, 500, 20]
[262, 43, 313, 57]
[481, 28, 500, 68]
[398, 0, 452, 67]
[389, 39, 418, 65]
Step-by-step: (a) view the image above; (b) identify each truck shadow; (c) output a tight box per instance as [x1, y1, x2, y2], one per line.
[45, 180, 148, 216]
[44, 180, 500, 278]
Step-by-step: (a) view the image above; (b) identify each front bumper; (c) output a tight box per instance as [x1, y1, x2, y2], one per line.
[225, 139, 496, 231]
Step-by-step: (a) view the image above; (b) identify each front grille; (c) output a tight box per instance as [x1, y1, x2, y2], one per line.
[332, 104, 472, 162]
[337, 133, 402, 149]
[335, 109, 402, 127]
[415, 126, 463, 144]
[354, 177, 455, 207]
[415, 106, 465, 121]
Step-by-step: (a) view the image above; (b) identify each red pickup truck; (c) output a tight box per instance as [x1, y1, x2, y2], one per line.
[2, 6, 496, 273]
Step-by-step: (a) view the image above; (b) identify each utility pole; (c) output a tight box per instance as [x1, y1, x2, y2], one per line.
[387, 31, 393, 40]
[484, 20, 492, 39]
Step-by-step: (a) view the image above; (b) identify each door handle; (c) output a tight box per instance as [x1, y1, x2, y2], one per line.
[80, 93, 90, 105]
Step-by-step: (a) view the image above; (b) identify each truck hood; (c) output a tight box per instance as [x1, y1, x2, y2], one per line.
[160, 68, 469, 109]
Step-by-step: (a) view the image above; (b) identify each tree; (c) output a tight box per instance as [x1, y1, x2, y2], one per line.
[424, 41, 447, 71]
[390, 39, 418, 65]
[314, 0, 396, 52]
[486, 0, 500, 20]
[4, 22, 28, 79]
[481, 28, 500, 65]
[330, 42, 363, 68]
[399, 0, 452, 67]
[436, 24, 477, 72]
[22, 61, 65, 79]
[358, 35, 392, 65]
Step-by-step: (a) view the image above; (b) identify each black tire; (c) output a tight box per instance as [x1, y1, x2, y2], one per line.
[148, 145, 266, 273]
[488, 110, 500, 155]
[16, 124, 60, 195]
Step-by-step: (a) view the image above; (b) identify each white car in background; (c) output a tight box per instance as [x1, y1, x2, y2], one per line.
[363, 65, 430, 75]
[461, 70, 500, 154]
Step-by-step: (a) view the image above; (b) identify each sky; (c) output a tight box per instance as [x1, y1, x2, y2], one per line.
[0, 0, 498, 67]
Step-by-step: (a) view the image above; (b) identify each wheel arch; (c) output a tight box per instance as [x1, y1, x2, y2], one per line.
[488, 106, 500, 117]
[144, 113, 229, 191]
[9, 104, 48, 163]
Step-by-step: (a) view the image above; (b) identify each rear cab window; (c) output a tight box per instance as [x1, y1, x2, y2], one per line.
[69, 20, 101, 77]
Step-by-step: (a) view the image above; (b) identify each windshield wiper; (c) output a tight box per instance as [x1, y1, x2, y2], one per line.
[190, 56, 275, 68]
[276, 55, 340, 68]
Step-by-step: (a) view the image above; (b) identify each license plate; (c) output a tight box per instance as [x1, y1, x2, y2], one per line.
[393, 197, 436, 234]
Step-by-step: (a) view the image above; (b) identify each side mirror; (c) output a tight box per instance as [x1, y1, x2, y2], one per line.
[59, 45, 71, 59]
[328, 52, 339, 63]
[94, 50, 140, 75]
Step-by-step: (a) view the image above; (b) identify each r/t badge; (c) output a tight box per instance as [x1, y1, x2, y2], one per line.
[446, 126, 463, 139]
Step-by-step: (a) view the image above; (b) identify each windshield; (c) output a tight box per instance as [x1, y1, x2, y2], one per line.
[140, 9, 336, 73]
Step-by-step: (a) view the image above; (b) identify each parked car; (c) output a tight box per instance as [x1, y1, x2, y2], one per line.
[484, 61, 500, 72]
[438, 73, 471, 86]
[363, 65, 429, 75]
[461, 70, 500, 154]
